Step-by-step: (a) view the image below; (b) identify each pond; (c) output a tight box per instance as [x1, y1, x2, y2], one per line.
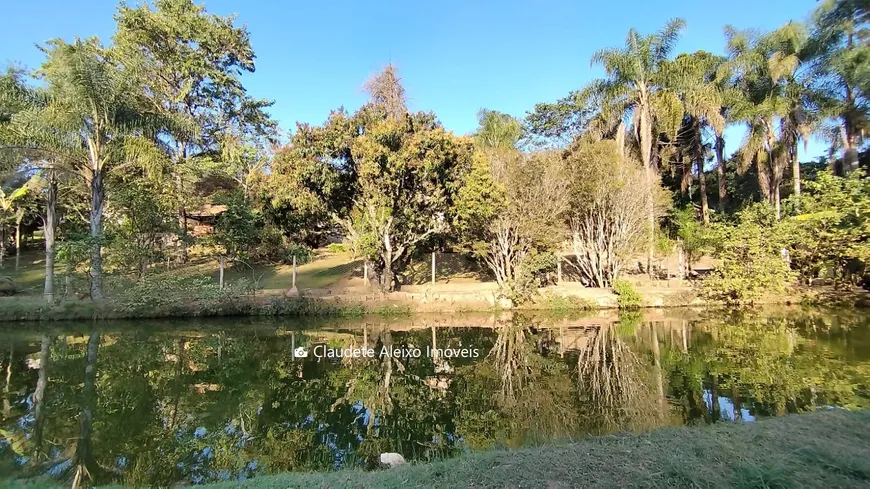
[0, 307, 869, 485]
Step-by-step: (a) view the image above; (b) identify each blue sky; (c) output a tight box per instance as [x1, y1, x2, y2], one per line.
[1, 0, 824, 160]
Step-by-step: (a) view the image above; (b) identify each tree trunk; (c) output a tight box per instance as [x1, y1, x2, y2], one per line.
[791, 135, 801, 205]
[842, 45, 859, 176]
[89, 171, 105, 300]
[15, 219, 21, 259]
[32, 334, 51, 459]
[2, 344, 11, 418]
[694, 120, 709, 224]
[639, 96, 656, 280]
[774, 184, 782, 221]
[381, 231, 396, 291]
[650, 324, 665, 411]
[698, 162, 709, 224]
[176, 144, 189, 264]
[715, 132, 727, 216]
[72, 330, 100, 488]
[176, 172, 189, 264]
[731, 385, 742, 421]
[711, 374, 721, 422]
[219, 256, 225, 289]
[44, 171, 58, 302]
[841, 113, 859, 176]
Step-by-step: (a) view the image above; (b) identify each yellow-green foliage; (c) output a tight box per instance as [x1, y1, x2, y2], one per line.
[703, 204, 793, 304]
[612, 279, 643, 309]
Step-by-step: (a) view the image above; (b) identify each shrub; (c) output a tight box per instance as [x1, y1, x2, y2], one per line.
[326, 243, 346, 253]
[612, 279, 643, 309]
[702, 204, 793, 305]
[285, 243, 314, 265]
[779, 170, 870, 285]
[671, 207, 713, 273]
[537, 292, 595, 312]
[503, 250, 558, 304]
[116, 273, 259, 315]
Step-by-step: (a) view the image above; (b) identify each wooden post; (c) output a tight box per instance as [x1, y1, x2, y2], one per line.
[363, 260, 368, 285]
[219, 256, 225, 289]
[292, 255, 297, 288]
[557, 255, 562, 284]
[431, 252, 436, 285]
[677, 240, 685, 282]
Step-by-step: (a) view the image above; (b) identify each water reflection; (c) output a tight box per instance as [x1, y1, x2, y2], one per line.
[0, 308, 868, 486]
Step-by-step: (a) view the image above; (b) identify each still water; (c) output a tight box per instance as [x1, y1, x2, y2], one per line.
[0, 308, 868, 485]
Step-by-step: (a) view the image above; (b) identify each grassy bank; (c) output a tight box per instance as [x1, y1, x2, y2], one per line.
[0, 296, 418, 321]
[201, 410, 867, 489]
[9, 410, 865, 488]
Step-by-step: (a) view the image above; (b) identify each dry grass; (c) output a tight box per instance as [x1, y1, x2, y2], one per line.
[190, 409, 870, 489]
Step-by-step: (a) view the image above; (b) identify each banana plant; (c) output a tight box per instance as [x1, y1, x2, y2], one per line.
[0, 178, 33, 265]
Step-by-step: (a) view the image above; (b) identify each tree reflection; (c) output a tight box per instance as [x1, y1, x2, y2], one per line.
[575, 316, 664, 434]
[0, 310, 868, 486]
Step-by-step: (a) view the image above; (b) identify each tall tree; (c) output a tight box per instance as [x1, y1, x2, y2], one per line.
[725, 24, 814, 219]
[810, 0, 870, 175]
[473, 109, 525, 149]
[663, 51, 728, 223]
[343, 113, 474, 290]
[585, 19, 687, 276]
[114, 0, 275, 262]
[363, 63, 407, 121]
[10, 38, 165, 299]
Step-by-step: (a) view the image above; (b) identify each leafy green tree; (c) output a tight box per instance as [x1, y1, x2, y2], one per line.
[453, 151, 568, 300]
[662, 51, 728, 223]
[473, 109, 524, 149]
[703, 204, 794, 304]
[524, 91, 592, 147]
[342, 113, 474, 290]
[105, 175, 177, 277]
[725, 24, 816, 218]
[212, 192, 262, 288]
[114, 0, 275, 262]
[780, 170, 870, 283]
[670, 207, 713, 273]
[264, 109, 364, 246]
[0, 175, 34, 264]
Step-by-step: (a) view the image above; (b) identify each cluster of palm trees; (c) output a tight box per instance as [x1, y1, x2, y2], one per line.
[578, 0, 867, 225]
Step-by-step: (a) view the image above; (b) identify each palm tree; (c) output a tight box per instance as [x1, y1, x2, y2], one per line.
[663, 51, 728, 223]
[474, 109, 525, 149]
[725, 24, 814, 219]
[809, 0, 870, 175]
[9, 38, 166, 299]
[585, 18, 687, 275]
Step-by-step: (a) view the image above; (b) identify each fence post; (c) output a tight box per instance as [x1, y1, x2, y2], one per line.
[557, 255, 562, 284]
[292, 255, 297, 288]
[677, 240, 685, 283]
[431, 252, 436, 285]
[363, 260, 368, 285]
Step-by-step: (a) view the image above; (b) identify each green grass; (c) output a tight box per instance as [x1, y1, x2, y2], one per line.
[193, 409, 870, 488]
[214, 252, 362, 290]
[5, 409, 867, 488]
[0, 249, 48, 294]
[0, 248, 363, 298]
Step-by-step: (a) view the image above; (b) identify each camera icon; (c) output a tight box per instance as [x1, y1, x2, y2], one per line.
[294, 346, 309, 358]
